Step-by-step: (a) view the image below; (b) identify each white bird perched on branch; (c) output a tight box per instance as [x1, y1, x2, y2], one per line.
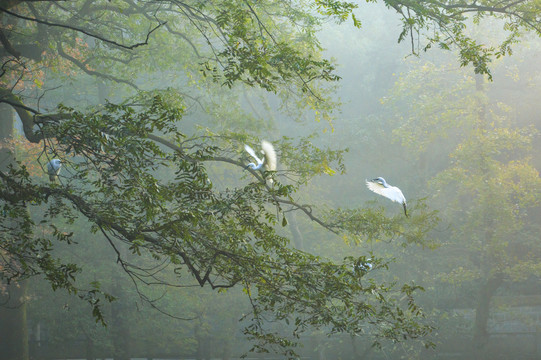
[47, 159, 62, 182]
[353, 260, 372, 272]
[366, 177, 408, 217]
[244, 140, 277, 172]
[244, 140, 277, 184]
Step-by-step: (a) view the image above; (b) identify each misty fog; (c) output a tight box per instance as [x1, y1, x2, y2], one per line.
[1, 1, 541, 360]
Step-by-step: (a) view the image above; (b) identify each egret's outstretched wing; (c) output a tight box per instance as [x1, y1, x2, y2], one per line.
[261, 140, 277, 171]
[244, 144, 262, 165]
[366, 180, 392, 199]
[366, 179, 408, 217]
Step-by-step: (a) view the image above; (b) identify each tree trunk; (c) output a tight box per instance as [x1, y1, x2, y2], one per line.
[85, 333, 95, 360]
[111, 269, 130, 360]
[0, 281, 29, 360]
[0, 103, 29, 360]
[286, 212, 304, 250]
[0, 102, 14, 165]
[220, 315, 236, 360]
[194, 316, 212, 360]
[472, 273, 503, 359]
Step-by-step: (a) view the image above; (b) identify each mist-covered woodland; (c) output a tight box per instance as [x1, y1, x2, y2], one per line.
[1, 1, 541, 359]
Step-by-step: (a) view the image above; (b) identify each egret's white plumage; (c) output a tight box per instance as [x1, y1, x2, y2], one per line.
[244, 141, 277, 171]
[244, 140, 277, 184]
[353, 260, 372, 272]
[244, 144, 264, 170]
[366, 177, 408, 217]
[260, 140, 276, 172]
[47, 159, 62, 182]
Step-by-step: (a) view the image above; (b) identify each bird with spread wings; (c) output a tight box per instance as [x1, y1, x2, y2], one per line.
[366, 177, 408, 217]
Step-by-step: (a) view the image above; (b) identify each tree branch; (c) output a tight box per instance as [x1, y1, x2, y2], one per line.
[0, 6, 165, 50]
[56, 41, 139, 89]
[0, 88, 70, 142]
[0, 28, 20, 58]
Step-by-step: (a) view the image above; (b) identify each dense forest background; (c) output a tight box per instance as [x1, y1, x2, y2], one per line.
[1, 1, 541, 359]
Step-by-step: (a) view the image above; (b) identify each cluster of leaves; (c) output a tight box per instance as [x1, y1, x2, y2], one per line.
[325, 199, 440, 249]
[277, 134, 348, 183]
[317, 0, 541, 79]
[0, 164, 115, 324]
[209, 1, 340, 93]
[0, 1, 343, 107]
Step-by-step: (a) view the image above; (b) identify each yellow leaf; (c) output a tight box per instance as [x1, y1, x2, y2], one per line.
[323, 163, 336, 175]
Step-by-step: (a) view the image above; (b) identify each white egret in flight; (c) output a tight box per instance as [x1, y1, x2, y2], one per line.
[366, 177, 408, 217]
[244, 140, 277, 172]
[47, 159, 62, 182]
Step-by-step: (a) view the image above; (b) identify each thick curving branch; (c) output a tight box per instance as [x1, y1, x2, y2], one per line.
[0, 28, 21, 58]
[0, 88, 70, 142]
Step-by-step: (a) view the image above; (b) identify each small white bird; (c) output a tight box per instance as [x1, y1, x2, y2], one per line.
[47, 159, 62, 182]
[244, 140, 277, 172]
[353, 260, 372, 272]
[366, 177, 408, 217]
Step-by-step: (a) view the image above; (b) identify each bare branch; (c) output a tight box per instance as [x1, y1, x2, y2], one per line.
[55, 41, 139, 89]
